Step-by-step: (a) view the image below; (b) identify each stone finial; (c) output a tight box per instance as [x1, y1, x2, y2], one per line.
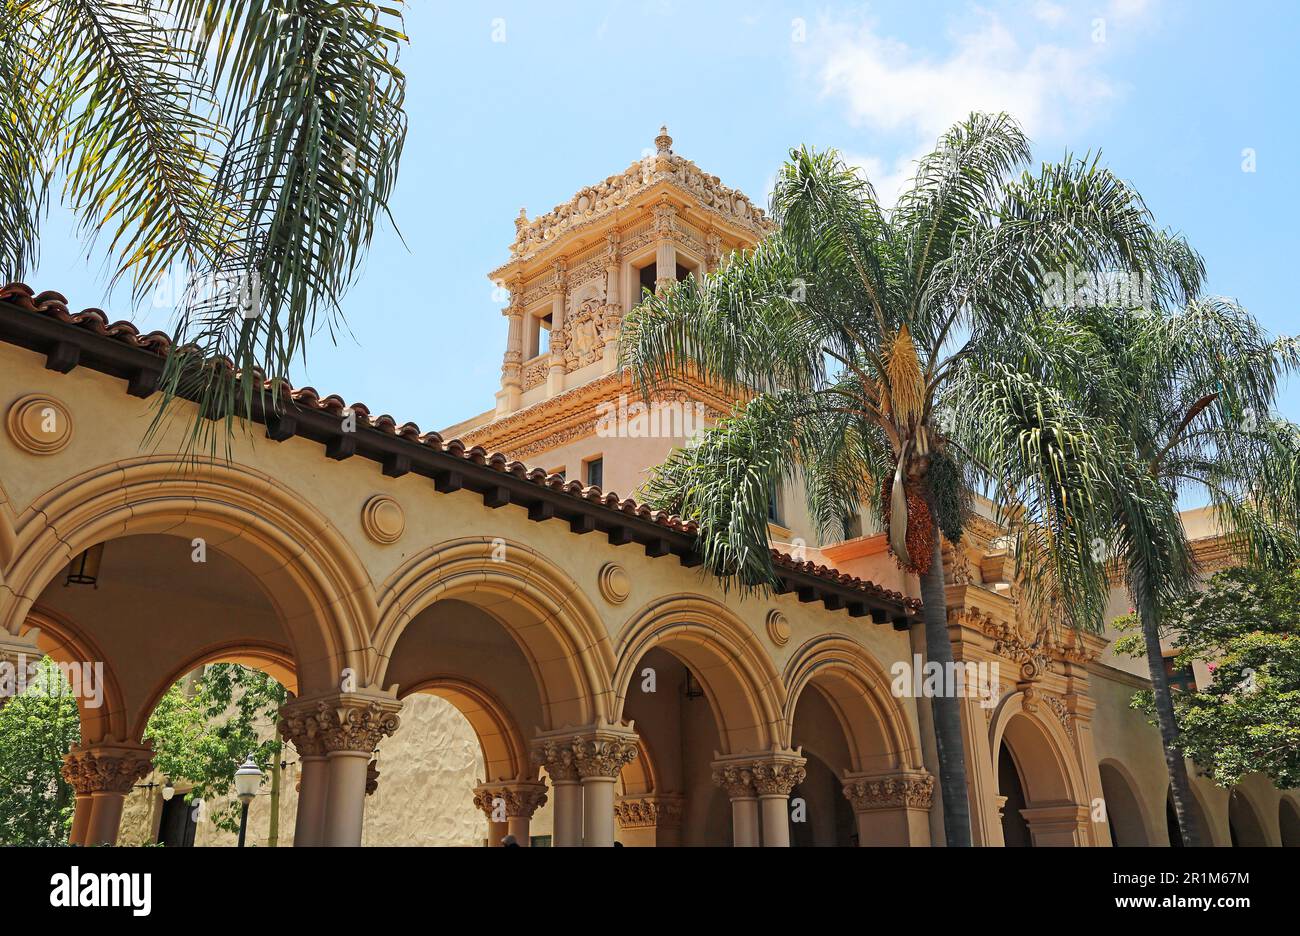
[655, 124, 673, 155]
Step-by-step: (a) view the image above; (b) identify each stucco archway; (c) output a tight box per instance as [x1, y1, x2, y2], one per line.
[781, 635, 923, 774]
[1228, 788, 1269, 846]
[2, 458, 374, 696]
[1098, 759, 1152, 846]
[990, 695, 1087, 846]
[613, 595, 785, 756]
[374, 538, 613, 730]
[1279, 797, 1300, 847]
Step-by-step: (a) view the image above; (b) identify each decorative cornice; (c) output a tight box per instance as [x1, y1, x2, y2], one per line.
[499, 134, 771, 269]
[841, 771, 935, 812]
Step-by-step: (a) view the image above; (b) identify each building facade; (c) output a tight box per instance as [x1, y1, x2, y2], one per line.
[1, 130, 1296, 846]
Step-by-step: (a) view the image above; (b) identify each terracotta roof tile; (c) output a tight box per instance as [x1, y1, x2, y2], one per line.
[1, 282, 916, 612]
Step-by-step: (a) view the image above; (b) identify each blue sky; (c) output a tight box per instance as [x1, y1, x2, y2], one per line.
[28, 0, 1300, 433]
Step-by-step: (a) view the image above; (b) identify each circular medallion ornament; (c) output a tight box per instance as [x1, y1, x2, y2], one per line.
[766, 609, 791, 647]
[6, 395, 73, 455]
[362, 495, 405, 544]
[598, 562, 631, 604]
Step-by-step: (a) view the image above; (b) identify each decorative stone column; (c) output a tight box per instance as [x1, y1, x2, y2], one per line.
[614, 793, 685, 847]
[499, 285, 525, 413]
[61, 741, 153, 846]
[652, 193, 678, 295]
[473, 779, 548, 847]
[280, 691, 401, 847]
[842, 769, 935, 846]
[751, 755, 807, 847]
[711, 760, 760, 847]
[547, 260, 568, 396]
[602, 231, 623, 368]
[534, 726, 639, 847]
[278, 698, 329, 847]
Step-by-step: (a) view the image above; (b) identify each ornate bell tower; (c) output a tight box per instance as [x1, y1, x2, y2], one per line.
[447, 128, 771, 497]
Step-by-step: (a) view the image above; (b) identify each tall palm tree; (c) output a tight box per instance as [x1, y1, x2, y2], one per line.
[0, 1, 407, 448]
[620, 113, 1202, 846]
[975, 300, 1300, 846]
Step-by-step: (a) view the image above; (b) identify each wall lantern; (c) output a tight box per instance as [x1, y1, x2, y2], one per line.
[64, 542, 106, 587]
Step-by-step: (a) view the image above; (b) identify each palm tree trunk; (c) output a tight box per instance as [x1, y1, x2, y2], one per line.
[1139, 606, 1204, 846]
[918, 515, 973, 846]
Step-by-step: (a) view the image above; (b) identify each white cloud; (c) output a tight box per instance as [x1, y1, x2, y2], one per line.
[818, 12, 1126, 142]
[811, 0, 1163, 149]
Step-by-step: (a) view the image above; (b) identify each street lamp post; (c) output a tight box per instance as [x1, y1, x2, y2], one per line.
[234, 755, 262, 848]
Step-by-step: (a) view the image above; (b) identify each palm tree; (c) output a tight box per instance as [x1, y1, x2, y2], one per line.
[620, 113, 1202, 846]
[979, 299, 1300, 846]
[0, 1, 407, 448]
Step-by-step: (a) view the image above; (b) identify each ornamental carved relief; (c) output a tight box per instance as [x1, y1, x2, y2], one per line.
[507, 131, 771, 262]
[751, 761, 806, 797]
[521, 355, 550, 391]
[532, 732, 639, 780]
[842, 772, 935, 812]
[614, 794, 684, 830]
[61, 744, 154, 796]
[472, 781, 549, 819]
[713, 755, 807, 798]
[573, 736, 639, 779]
[279, 696, 402, 756]
[562, 299, 617, 371]
[711, 764, 755, 799]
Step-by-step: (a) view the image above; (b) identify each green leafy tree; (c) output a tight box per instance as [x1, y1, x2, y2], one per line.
[620, 113, 1200, 845]
[145, 663, 286, 835]
[0, 656, 82, 845]
[0, 0, 408, 449]
[1117, 565, 1300, 791]
[1018, 297, 1300, 846]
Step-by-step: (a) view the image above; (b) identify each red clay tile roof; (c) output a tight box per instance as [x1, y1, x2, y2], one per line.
[0, 282, 921, 612]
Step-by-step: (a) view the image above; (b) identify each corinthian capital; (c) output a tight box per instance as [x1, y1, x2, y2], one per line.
[750, 761, 806, 797]
[711, 763, 756, 799]
[841, 770, 935, 812]
[473, 780, 549, 820]
[279, 692, 402, 756]
[62, 742, 153, 795]
[532, 726, 639, 781]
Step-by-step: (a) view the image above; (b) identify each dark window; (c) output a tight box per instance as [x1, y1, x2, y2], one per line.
[767, 477, 782, 524]
[158, 796, 196, 847]
[586, 457, 604, 490]
[530, 834, 552, 847]
[638, 262, 657, 300]
[676, 262, 693, 282]
[1163, 655, 1196, 694]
